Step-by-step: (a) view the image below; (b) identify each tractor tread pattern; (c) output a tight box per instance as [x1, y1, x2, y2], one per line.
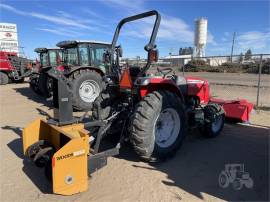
[130, 90, 187, 161]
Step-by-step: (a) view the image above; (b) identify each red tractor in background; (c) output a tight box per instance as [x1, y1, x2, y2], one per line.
[31, 41, 111, 111]
[0, 50, 33, 85]
[30, 48, 63, 97]
[55, 40, 111, 110]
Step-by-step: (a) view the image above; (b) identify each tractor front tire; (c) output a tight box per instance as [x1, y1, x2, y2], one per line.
[218, 171, 230, 188]
[0, 72, 9, 85]
[29, 73, 42, 95]
[39, 72, 53, 98]
[70, 70, 103, 111]
[130, 90, 187, 161]
[200, 104, 225, 137]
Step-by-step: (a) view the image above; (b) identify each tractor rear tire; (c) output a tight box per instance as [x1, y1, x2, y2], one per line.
[0, 72, 9, 85]
[39, 72, 53, 98]
[130, 90, 187, 161]
[70, 70, 103, 111]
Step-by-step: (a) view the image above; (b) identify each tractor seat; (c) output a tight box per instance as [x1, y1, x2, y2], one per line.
[175, 76, 188, 95]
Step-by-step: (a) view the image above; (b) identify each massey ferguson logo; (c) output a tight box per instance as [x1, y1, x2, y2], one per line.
[5, 32, 12, 37]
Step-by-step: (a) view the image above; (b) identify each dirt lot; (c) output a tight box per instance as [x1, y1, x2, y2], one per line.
[0, 83, 269, 202]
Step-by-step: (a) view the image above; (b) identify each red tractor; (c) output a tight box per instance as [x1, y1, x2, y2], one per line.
[0, 51, 32, 85]
[92, 10, 226, 161]
[30, 48, 63, 97]
[31, 41, 111, 110]
[55, 40, 111, 110]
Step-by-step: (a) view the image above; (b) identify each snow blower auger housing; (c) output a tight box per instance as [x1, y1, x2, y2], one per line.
[23, 120, 90, 195]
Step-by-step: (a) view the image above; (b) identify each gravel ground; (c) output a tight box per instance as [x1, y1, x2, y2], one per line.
[0, 83, 269, 202]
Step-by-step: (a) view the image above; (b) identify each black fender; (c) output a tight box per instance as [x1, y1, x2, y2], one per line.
[65, 66, 105, 77]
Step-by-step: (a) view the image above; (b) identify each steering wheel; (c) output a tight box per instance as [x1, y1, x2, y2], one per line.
[157, 67, 173, 77]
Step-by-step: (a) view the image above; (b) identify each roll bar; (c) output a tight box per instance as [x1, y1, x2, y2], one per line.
[111, 10, 161, 77]
[112, 10, 160, 51]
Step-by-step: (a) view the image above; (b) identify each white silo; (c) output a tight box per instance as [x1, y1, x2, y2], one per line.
[194, 18, 208, 57]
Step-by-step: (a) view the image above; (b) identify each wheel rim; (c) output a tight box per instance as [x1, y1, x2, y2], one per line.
[79, 80, 100, 103]
[211, 115, 223, 133]
[154, 108, 181, 148]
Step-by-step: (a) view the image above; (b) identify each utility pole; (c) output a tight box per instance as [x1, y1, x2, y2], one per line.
[169, 47, 174, 67]
[256, 54, 263, 107]
[230, 32, 236, 63]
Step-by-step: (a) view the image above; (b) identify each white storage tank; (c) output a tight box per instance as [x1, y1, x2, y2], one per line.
[194, 18, 207, 57]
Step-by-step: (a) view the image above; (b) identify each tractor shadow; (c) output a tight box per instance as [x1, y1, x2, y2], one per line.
[13, 86, 53, 108]
[2, 125, 24, 159]
[116, 124, 269, 201]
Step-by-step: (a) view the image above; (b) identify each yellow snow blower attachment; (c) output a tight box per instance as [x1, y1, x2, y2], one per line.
[23, 119, 89, 195]
[22, 69, 119, 195]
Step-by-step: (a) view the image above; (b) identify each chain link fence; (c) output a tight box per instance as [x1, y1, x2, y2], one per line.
[123, 54, 270, 108]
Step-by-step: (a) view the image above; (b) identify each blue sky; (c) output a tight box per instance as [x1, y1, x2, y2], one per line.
[0, 0, 269, 59]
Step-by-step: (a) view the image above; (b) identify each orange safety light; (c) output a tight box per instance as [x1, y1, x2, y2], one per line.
[119, 68, 132, 89]
[149, 49, 159, 62]
[27, 63, 33, 69]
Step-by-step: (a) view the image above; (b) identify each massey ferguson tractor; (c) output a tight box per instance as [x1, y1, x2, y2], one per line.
[30, 42, 109, 110]
[0, 50, 33, 85]
[30, 48, 63, 97]
[22, 10, 253, 195]
[54, 40, 111, 110]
